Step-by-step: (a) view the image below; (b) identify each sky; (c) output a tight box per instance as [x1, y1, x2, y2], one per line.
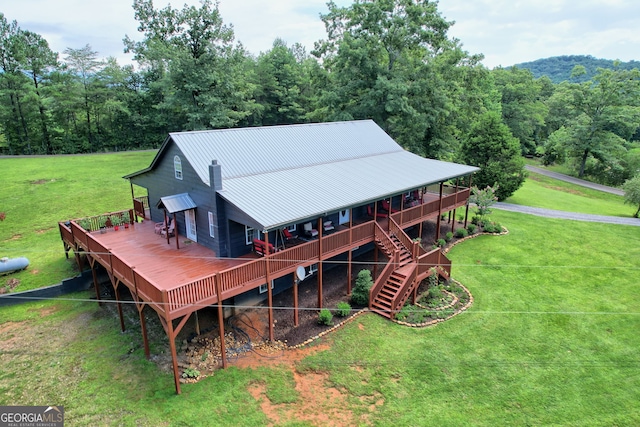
[2, 0, 640, 69]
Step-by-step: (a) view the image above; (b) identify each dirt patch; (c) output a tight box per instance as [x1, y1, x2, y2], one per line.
[8, 234, 21, 241]
[248, 370, 356, 427]
[30, 179, 53, 185]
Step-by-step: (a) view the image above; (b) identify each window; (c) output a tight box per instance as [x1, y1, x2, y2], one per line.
[245, 225, 260, 245]
[174, 156, 183, 180]
[286, 224, 297, 232]
[208, 211, 215, 238]
[308, 264, 318, 275]
[259, 281, 275, 294]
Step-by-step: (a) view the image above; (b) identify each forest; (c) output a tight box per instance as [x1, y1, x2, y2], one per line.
[1, 0, 640, 196]
[516, 55, 640, 84]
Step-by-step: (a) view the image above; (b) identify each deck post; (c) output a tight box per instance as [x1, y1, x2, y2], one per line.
[292, 275, 299, 327]
[129, 182, 136, 221]
[264, 232, 274, 341]
[139, 304, 150, 359]
[161, 291, 181, 395]
[347, 208, 353, 296]
[114, 280, 126, 333]
[464, 174, 473, 227]
[88, 255, 101, 305]
[317, 218, 324, 309]
[373, 244, 378, 281]
[436, 182, 444, 242]
[215, 275, 227, 369]
[173, 213, 179, 250]
[451, 178, 460, 234]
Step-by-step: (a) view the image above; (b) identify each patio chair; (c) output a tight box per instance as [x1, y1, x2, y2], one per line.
[367, 205, 387, 218]
[303, 222, 318, 238]
[160, 219, 175, 238]
[154, 219, 167, 234]
[323, 220, 335, 232]
[380, 199, 398, 213]
[283, 228, 297, 241]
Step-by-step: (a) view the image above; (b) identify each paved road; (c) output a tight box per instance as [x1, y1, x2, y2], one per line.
[493, 165, 640, 226]
[525, 165, 625, 196]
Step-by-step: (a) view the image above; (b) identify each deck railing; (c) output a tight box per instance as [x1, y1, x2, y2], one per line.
[390, 262, 418, 317]
[369, 251, 400, 310]
[62, 187, 468, 319]
[133, 196, 149, 220]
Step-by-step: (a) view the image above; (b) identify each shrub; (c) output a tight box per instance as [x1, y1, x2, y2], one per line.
[467, 223, 477, 234]
[436, 238, 446, 247]
[428, 286, 444, 300]
[351, 269, 373, 306]
[182, 368, 200, 379]
[454, 228, 468, 238]
[483, 222, 503, 233]
[318, 308, 333, 325]
[471, 215, 485, 227]
[445, 231, 453, 242]
[336, 301, 351, 317]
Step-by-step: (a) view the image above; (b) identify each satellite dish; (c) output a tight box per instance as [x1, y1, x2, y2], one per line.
[296, 266, 306, 281]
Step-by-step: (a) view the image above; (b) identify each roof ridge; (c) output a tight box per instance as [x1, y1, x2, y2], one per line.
[222, 148, 405, 181]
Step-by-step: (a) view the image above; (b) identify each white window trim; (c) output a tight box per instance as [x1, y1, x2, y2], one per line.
[259, 280, 275, 294]
[308, 264, 318, 275]
[286, 224, 297, 232]
[245, 225, 260, 245]
[174, 155, 183, 180]
[208, 211, 215, 238]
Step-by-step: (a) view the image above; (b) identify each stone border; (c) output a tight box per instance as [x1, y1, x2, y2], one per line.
[287, 308, 369, 349]
[275, 227, 510, 348]
[392, 280, 474, 328]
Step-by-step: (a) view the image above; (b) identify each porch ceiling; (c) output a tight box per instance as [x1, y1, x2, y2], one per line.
[218, 150, 478, 231]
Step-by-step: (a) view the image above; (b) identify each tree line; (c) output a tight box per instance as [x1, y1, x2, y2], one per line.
[1, 0, 639, 199]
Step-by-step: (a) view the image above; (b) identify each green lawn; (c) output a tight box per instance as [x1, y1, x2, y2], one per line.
[0, 152, 155, 291]
[1, 153, 639, 425]
[505, 172, 630, 217]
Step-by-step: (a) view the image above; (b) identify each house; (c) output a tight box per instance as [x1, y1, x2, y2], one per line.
[58, 120, 478, 394]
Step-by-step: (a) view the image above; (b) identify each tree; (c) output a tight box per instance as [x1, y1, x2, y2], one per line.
[469, 185, 499, 219]
[492, 66, 549, 155]
[622, 175, 640, 218]
[124, 0, 256, 130]
[21, 30, 58, 154]
[547, 67, 640, 180]
[460, 111, 526, 200]
[312, 0, 488, 159]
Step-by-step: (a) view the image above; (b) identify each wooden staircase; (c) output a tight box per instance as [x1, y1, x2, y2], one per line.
[370, 233, 417, 319]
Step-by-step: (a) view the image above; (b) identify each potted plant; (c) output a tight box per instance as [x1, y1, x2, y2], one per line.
[98, 217, 108, 234]
[122, 211, 131, 229]
[111, 216, 122, 231]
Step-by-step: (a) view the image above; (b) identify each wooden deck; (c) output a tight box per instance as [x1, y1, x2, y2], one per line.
[86, 221, 245, 290]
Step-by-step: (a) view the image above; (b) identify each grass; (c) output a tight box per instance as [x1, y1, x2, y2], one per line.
[0, 152, 155, 291]
[1, 152, 640, 425]
[505, 172, 630, 217]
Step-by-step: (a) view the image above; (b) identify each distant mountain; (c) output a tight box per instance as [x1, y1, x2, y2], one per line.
[514, 55, 640, 83]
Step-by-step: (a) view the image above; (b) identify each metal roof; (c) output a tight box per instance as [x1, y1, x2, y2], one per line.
[157, 193, 197, 214]
[218, 150, 478, 231]
[170, 120, 403, 184]
[129, 120, 479, 231]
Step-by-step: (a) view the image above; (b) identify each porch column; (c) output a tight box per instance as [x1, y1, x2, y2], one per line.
[436, 182, 444, 242]
[451, 178, 460, 234]
[464, 174, 473, 227]
[347, 208, 353, 296]
[292, 275, 299, 327]
[129, 182, 136, 221]
[215, 275, 227, 369]
[317, 218, 323, 309]
[173, 213, 179, 250]
[264, 231, 274, 342]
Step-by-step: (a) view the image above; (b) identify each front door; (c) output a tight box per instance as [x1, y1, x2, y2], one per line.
[185, 209, 197, 242]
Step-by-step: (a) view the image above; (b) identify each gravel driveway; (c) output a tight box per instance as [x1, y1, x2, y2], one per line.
[493, 166, 639, 226]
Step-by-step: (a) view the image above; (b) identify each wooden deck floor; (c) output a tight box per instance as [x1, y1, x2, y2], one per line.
[88, 220, 248, 291]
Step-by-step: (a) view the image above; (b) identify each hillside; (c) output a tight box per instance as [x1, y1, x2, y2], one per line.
[514, 55, 640, 83]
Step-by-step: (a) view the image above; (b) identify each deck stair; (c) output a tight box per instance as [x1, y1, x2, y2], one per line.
[370, 229, 420, 319]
